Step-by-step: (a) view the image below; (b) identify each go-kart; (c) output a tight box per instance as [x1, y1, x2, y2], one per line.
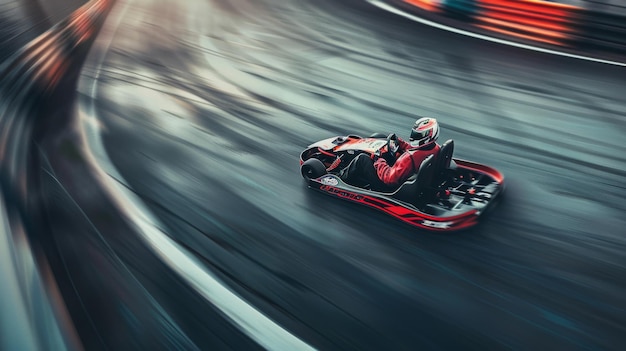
[299, 133, 504, 231]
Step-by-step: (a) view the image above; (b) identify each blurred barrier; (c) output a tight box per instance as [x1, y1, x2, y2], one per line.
[404, 0, 442, 12]
[0, 0, 114, 350]
[475, 0, 578, 46]
[440, 0, 478, 17]
[1, 0, 114, 91]
[391, 0, 626, 56]
[574, 8, 626, 53]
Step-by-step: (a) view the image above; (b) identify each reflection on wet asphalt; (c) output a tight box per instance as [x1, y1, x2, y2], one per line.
[31, 0, 626, 349]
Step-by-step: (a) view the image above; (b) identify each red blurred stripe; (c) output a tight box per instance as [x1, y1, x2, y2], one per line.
[403, 0, 440, 12]
[477, 0, 580, 46]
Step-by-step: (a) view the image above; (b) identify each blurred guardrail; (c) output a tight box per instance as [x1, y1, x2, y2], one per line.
[0, 0, 114, 350]
[473, 0, 579, 46]
[0, 0, 88, 63]
[385, 0, 626, 57]
[574, 1, 626, 53]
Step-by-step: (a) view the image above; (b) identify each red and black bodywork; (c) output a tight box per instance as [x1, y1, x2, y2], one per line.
[299, 134, 504, 232]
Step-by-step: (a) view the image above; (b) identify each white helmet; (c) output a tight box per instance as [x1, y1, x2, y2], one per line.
[409, 117, 439, 148]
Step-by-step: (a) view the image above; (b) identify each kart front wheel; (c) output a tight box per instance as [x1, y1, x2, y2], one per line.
[301, 158, 327, 180]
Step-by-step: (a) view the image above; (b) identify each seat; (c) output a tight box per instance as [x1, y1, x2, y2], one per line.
[391, 154, 435, 205]
[432, 139, 454, 187]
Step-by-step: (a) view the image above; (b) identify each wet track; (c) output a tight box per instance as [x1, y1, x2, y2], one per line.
[6, 0, 626, 349]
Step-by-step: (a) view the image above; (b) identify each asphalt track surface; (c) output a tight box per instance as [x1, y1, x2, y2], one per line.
[25, 0, 626, 349]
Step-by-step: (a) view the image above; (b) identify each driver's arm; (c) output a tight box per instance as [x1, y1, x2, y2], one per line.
[373, 154, 413, 186]
[397, 137, 411, 153]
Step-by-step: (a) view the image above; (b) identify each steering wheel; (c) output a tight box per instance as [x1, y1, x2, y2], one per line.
[375, 133, 400, 163]
[386, 133, 400, 154]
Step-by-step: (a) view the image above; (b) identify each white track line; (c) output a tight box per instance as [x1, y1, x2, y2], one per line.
[80, 0, 315, 350]
[368, 0, 626, 67]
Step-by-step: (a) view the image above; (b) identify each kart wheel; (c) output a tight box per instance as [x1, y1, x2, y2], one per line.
[301, 158, 327, 180]
[369, 133, 387, 138]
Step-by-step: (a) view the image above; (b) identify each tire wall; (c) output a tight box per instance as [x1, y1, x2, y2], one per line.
[387, 0, 626, 56]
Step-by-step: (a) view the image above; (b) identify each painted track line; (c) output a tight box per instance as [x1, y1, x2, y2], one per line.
[79, 0, 315, 350]
[368, 0, 626, 67]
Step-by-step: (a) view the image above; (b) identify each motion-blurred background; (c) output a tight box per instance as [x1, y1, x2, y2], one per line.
[1, 0, 625, 350]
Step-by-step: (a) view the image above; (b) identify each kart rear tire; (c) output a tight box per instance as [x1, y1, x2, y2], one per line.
[301, 158, 327, 180]
[369, 133, 387, 138]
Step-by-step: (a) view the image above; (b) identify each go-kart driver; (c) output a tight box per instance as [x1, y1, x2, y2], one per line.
[339, 117, 441, 191]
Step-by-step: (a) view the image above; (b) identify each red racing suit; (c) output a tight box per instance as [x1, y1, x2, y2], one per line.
[373, 138, 440, 187]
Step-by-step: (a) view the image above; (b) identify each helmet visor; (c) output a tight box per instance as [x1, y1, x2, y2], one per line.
[410, 128, 430, 142]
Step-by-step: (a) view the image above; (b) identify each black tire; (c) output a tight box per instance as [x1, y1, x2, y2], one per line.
[301, 158, 327, 180]
[369, 132, 387, 138]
